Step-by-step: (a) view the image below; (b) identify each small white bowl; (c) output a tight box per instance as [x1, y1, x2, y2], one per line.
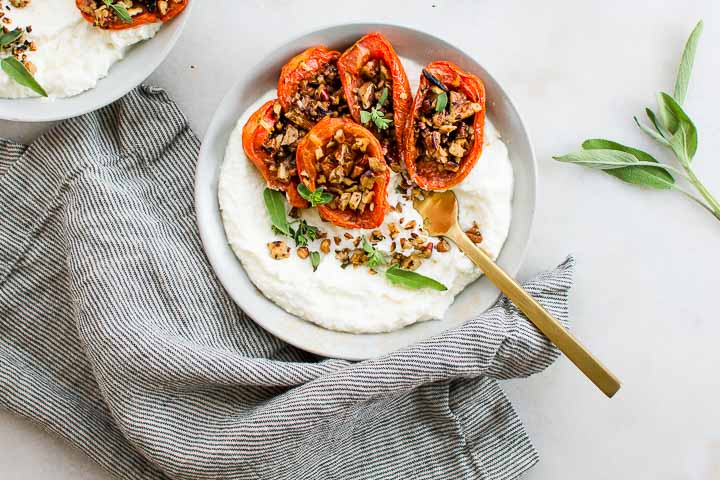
[0, 2, 193, 122]
[196, 23, 537, 360]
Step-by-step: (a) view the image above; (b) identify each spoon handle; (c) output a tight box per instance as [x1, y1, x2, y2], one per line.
[447, 225, 621, 398]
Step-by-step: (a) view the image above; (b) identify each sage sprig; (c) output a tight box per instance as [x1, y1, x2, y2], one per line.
[1, 57, 47, 97]
[102, 0, 133, 23]
[553, 20, 720, 222]
[385, 266, 448, 291]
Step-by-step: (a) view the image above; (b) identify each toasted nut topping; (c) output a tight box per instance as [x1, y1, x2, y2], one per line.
[465, 222, 484, 244]
[403, 220, 417, 230]
[296, 246, 310, 259]
[369, 230, 384, 243]
[343, 232, 353, 240]
[268, 241, 290, 260]
[320, 239, 331, 254]
[388, 222, 399, 239]
[333, 236, 342, 245]
[437, 239, 451, 253]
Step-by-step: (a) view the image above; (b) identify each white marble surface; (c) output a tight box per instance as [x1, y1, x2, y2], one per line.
[2, 1, 719, 479]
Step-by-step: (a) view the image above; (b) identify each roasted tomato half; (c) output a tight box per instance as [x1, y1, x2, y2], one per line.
[76, 0, 188, 30]
[242, 99, 309, 208]
[338, 32, 412, 172]
[296, 117, 390, 229]
[403, 61, 486, 191]
[277, 46, 349, 131]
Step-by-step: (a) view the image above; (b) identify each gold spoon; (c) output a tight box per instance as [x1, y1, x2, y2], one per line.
[414, 190, 621, 398]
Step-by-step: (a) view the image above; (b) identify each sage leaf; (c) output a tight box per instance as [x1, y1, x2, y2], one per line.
[1, 57, 47, 97]
[634, 117, 669, 146]
[646, 108, 669, 139]
[582, 139, 675, 189]
[378, 87, 389, 107]
[435, 91, 448, 112]
[385, 266, 447, 291]
[658, 92, 697, 161]
[0, 29, 23, 48]
[310, 251, 321, 272]
[674, 20, 703, 105]
[360, 110, 372, 124]
[263, 188, 290, 236]
[102, 0, 133, 23]
[554, 149, 645, 170]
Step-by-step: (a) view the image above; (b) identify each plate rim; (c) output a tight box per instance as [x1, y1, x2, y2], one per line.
[196, 22, 537, 360]
[0, 1, 194, 123]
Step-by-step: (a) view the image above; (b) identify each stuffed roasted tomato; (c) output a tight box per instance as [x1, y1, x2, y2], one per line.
[403, 61, 486, 191]
[296, 117, 390, 229]
[337, 32, 412, 172]
[278, 46, 349, 131]
[76, 0, 188, 30]
[242, 100, 309, 208]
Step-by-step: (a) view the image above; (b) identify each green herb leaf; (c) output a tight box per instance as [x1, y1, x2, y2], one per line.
[435, 91, 448, 112]
[378, 87, 389, 107]
[0, 29, 23, 48]
[362, 236, 386, 268]
[673, 20, 703, 105]
[102, 0, 133, 23]
[634, 117, 669, 146]
[297, 184, 334, 207]
[554, 149, 647, 170]
[360, 110, 372, 124]
[263, 188, 290, 236]
[658, 92, 698, 162]
[1, 57, 47, 97]
[310, 251, 321, 272]
[582, 139, 675, 189]
[371, 108, 392, 130]
[289, 219, 318, 247]
[646, 108, 669, 139]
[385, 266, 447, 291]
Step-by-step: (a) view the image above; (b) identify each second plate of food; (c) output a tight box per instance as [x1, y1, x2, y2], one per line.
[0, 0, 192, 122]
[196, 23, 536, 360]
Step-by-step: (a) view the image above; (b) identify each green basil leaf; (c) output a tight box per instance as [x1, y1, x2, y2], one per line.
[582, 139, 675, 189]
[435, 91, 448, 112]
[659, 92, 698, 161]
[360, 110, 372, 124]
[0, 29, 23, 48]
[674, 20, 703, 105]
[263, 188, 290, 236]
[103, 0, 133, 23]
[310, 252, 321, 272]
[1, 57, 47, 97]
[385, 266, 447, 291]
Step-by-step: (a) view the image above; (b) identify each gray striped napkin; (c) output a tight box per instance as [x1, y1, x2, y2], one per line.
[0, 86, 574, 480]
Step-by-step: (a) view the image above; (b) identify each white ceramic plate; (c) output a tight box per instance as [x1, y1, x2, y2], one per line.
[196, 23, 537, 360]
[0, 2, 193, 122]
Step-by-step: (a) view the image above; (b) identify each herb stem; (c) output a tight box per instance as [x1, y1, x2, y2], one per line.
[685, 165, 720, 218]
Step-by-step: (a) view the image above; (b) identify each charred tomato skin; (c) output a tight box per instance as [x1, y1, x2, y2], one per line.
[337, 32, 412, 158]
[296, 117, 390, 229]
[404, 60, 486, 191]
[277, 46, 342, 114]
[242, 100, 309, 208]
[76, 0, 188, 30]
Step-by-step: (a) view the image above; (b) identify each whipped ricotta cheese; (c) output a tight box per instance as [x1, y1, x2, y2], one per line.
[219, 63, 514, 334]
[0, 0, 160, 99]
